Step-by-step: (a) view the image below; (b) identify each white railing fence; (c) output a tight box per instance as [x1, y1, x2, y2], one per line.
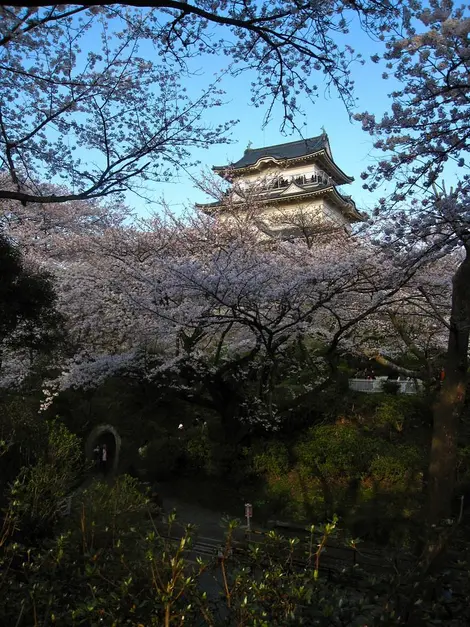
[348, 378, 423, 395]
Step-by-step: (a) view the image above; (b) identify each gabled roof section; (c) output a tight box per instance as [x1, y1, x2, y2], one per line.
[215, 134, 327, 170]
[213, 133, 353, 185]
[281, 182, 304, 195]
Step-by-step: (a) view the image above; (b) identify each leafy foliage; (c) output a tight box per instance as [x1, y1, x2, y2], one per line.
[6, 420, 85, 541]
[0, 233, 61, 349]
[2, 480, 469, 626]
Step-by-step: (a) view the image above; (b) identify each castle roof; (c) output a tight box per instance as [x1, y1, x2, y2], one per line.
[197, 182, 364, 223]
[221, 135, 327, 169]
[213, 133, 353, 185]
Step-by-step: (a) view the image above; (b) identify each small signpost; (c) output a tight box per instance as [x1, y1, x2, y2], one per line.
[245, 502, 253, 536]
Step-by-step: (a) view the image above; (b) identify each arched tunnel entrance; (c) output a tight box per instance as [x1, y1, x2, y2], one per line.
[85, 424, 121, 476]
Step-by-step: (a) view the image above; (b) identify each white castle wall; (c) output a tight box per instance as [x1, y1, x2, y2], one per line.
[218, 197, 349, 235]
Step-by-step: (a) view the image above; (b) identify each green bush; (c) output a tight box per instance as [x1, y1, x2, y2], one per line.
[0, 394, 47, 498]
[185, 430, 212, 473]
[7, 420, 85, 541]
[375, 396, 406, 431]
[69, 475, 154, 553]
[1, 489, 205, 626]
[370, 444, 423, 486]
[2, 501, 465, 626]
[296, 424, 382, 479]
[253, 441, 290, 478]
[345, 392, 432, 435]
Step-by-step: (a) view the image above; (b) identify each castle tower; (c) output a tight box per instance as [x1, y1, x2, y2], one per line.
[197, 133, 363, 236]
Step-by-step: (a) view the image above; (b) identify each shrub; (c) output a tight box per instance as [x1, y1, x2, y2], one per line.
[370, 444, 423, 487]
[69, 475, 154, 553]
[296, 424, 382, 479]
[381, 379, 400, 395]
[352, 393, 431, 433]
[375, 396, 406, 431]
[0, 394, 47, 497]
[185, 430, 212, 473]
[253, 441, 290, 478]
[7, 420, 85, 541]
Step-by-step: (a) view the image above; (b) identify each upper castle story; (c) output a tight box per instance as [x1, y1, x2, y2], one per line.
[197, 133, 364, 233]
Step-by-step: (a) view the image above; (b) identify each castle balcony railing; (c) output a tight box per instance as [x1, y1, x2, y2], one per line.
[253, 170, 331, 193]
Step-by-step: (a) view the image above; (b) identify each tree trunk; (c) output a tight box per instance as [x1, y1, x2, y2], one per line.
[427, 250, 470, 524]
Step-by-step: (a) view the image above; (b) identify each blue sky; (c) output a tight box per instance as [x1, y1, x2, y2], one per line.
[131, 16, 400, 218]
[19, 8, 406, 218]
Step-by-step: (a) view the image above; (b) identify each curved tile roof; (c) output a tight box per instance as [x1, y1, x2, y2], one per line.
[196, 184, 364, 222]
[214, 134, 327, 170]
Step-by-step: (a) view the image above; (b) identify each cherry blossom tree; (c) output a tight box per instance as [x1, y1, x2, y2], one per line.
[0, 193, 132, 388]
[357, 1, 470, 199]
[2, 184, 454, 455]
[356, 1, 470, 524]
[1, 194, 130, 262]
[345, 253, 454, 385]
[0, 2, 404, 205]
[26, 203, 436, 435]
[0, 232, 62, 388]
